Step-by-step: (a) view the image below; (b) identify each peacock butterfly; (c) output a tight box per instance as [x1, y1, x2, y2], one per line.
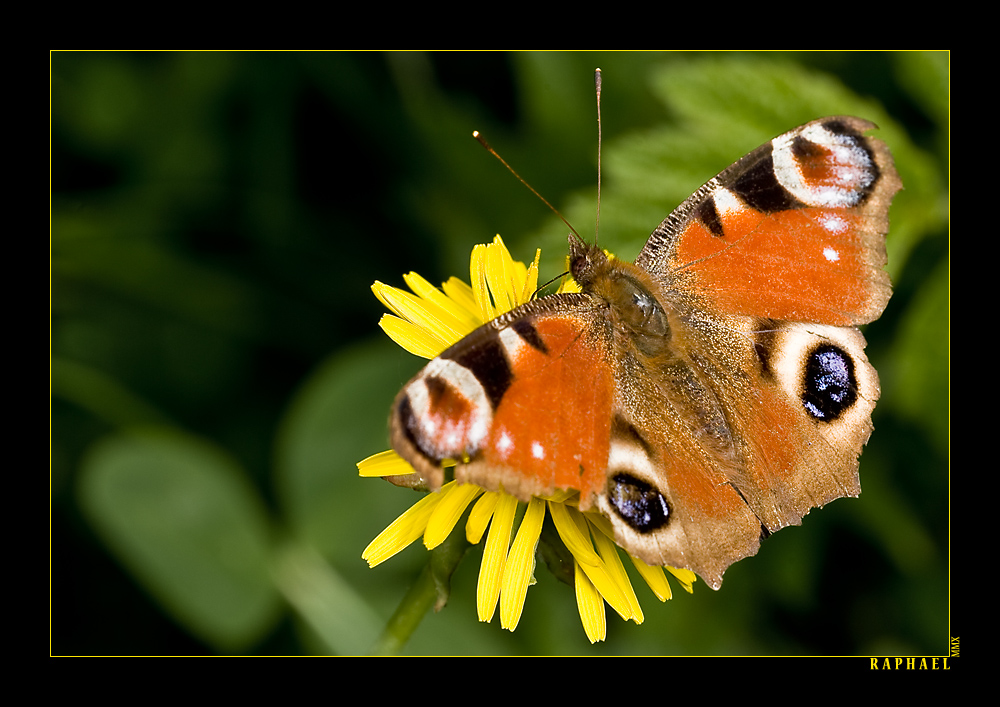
[387, 114, 900, 590]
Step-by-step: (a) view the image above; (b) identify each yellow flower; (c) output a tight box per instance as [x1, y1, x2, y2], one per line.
[358, 235, 695, 643]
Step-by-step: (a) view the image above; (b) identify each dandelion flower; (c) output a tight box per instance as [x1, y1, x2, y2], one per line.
[359, 235, 695, 643]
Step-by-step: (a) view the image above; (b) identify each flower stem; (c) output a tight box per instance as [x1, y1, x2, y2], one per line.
[368, 531, 471, 655]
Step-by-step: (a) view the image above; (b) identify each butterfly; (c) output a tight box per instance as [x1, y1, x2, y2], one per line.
[387, 115, 900, 590]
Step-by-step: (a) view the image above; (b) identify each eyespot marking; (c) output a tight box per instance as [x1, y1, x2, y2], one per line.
[607, 473, 670, 532]
[802, 344, 858, 421]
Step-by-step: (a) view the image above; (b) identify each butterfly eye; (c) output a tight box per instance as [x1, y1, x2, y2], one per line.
[607, 473, 671, 532]
[801, 344, 858, 421]
[631, 289, 656, 319]
[605, 274, 670, 357]
[568, 238, 609, 287]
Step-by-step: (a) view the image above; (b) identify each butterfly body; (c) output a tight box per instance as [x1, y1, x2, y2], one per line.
[389, 116, 899, 589]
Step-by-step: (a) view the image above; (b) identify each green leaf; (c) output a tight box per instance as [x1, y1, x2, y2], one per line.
[78, 427, 280, 652]
[885, 255, 950, 456]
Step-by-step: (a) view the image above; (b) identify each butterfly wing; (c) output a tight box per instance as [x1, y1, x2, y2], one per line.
[637, 116, 898, 326]
[390, 294, 617, 502]
[594, 116, 900, 585]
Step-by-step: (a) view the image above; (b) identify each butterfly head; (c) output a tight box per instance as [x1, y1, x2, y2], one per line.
[567, 233, 674, 360]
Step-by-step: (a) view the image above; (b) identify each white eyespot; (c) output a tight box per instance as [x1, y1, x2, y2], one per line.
[469, 417, 490, 450]
[821, 214, 848, 234]
[496, 429, 513, 458]
[823, 247, 840, 262]
[443, 429, 462, 449]
[531, 441, 545, 460]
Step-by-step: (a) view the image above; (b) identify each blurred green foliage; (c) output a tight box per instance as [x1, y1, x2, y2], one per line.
[52, 51, 949, 655]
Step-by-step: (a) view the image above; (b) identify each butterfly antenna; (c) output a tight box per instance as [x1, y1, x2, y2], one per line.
[534, 270, 570, 297]
[594, 68, 602, 246]
[473, 130, 581, 240]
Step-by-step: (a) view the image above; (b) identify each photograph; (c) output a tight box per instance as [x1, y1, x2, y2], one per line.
[51, 50, 950, 657]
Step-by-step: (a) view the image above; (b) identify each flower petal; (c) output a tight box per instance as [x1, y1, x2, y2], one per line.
[377, 314, 449, 359]
[357, 449, 414, 477]
[371, 281, 465, 347]
[500, 497, 545, 631]
[362, 491, 443, 567]
[466, 490, 500, 544]
[424, 482, 482, 550]
[470, 243, 496, 322]
[544, 488, 578, 504]
[630, 556, 673, 602]
[476, 492, 518, 623]
[403, 271, 482, 333]
[520, 249, 541, 304]
[441, 276, 482, 322]
[667, 566, 697, 593]
[587, 511, 673, 606]
[485, 237, 516, 314]
[548, 500, 602, 567]
[574, 561, 606, 644]
[567, 513, 632, 621]
[591, 521, 643, 624]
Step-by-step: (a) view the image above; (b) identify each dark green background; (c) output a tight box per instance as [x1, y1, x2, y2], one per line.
[51, 51, 950, 655]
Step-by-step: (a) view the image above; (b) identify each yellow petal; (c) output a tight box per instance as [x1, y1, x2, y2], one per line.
[587, 511, 674, 604]
[574, 561, 606, 644]
[362, 491, 443, 567]
[544, 488, 578, 504]
[424, 482, 482, 550]
[586, 511, 665, 611]
[667, 566, 697, 593]
[583, 510, 615, 538]
[548, 501, 602, 567]
[520, 248, 541, 303]
[629, 556, 673, 602]
[470, 243, 496, 322]
[377, 314, 448, 359]
[357, 449, 414, 477]
[500, 497, 545, 631]
[591, 523, 643, 624]
[466, 491, 500, 544]
[403, 271, 481, 333]
[371, 281, 465, 347]
[477, 492, 518, 623]
[485, 236, 516, 315]
[567, 515, 632, 621]
[441, 276, 483, 322]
